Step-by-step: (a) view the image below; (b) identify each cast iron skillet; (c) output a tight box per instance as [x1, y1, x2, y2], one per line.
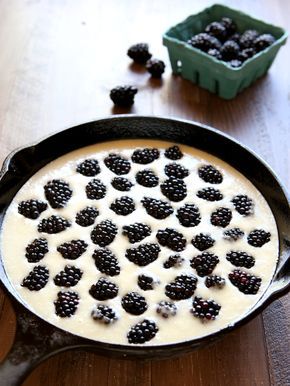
[0, 115, 289, 386]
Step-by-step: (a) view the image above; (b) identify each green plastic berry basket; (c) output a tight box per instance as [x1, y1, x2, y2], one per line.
[163, 4, 287, 99]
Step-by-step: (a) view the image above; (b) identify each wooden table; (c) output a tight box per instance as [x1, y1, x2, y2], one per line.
[0, 0, 289, 385]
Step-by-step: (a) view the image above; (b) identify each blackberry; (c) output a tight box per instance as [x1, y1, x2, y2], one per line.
[163, 254, 184, 269]
[210, 207, 232, 228]
[18, 199, 47, 220]
[125, 243, 160, 266]
[137, 274, 156, 291]
[136, 169, 159, 187]
[232, 194, 254, 216]
[164, 163, 189, 179]
[254, 34, 275, 52]
[127, 319, 158, 344]
[44, 179, 72, 209]
[160, 177, 187, 202]
[104, 153, 131, 175]
[207, 48, 221, 59]
[228, 33, 241, 43]
[146, 59, 165, 78]
[196, 187, 223, 201]
[122, 292, 148, 315]
[205, 275, 226, 288]
[89, 277, 118, 300]
[247, 229, 271, 247]
[205, 21, 226, 41]
[110, 85, 137, 107]
[191, 296, 221, 320]
[75, 206, 99, 227]
[229, 269, 261, 294]
[156, 228, 186, 252]
[141, 197, 173, 219]
[190, 252, 219, 277]
[220, 40, 240, 61]
[239, 30, 259, 49]
[111, 177, 133, 192]
[90, 219, 118, 246]
[122, 222, 151, 243]
[156, 301, 177, 318]
[92, 248, 120, 276]
[38, 215, 71, 234]
[164, 145, 183, 160]
[25, 238, 48, 263]
[226, 251, 255, 269]
[238, 47, 256, 62]
[127, 43, 152, 64]
[57, 240, 88, 260]
[91, 304, 118, 324]
[21, 265, 49, 291]
[131, 148, 160, 164]
[223, 228, 245, 241]
[110, 196, 135, 216]
[198, 164, 223, 184]
[191, 233, 215, 251]
[86, 179, 106, 200]
[221, 17, 237, 36]
[176, 203, 201, 227]
[187, 33, 221, 52]
[76, 159, 100, 177]
[229, 59, 242, 68]
[165, 274, 197, 300]
[54, 291, 79, 317]
[54, 265, 83, 287]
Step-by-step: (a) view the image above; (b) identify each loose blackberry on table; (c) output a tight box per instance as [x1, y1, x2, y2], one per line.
[131, 148, 160, 164]
[109, 86, 138, 107]
[176, 203, 201, 227]
[210, 207, 232, 228]
[18, 199, 47, 220]
[57, 240, 88, 260]
[54, 291, 79, 317]
[89, 277, 119, 300]
[85, 178, 106, 200]
[121, 292, 148, 315]
[156, 301, 177, 318]
[21, 265, 49, 291]
[75, 206, 99, 227]
[136, 169, 159, 187]
[91, 304, 118, 324]
[247, 229, 271, 247]
[111, 177, 133, 192]
[90, 219, 118, 247]
[205, 275, 226, 288]
[38, 215, 71, 234]
[160, 177, 187, 202]
[127, 319, 158, 344]
[122, 222, 151, 243]
[164, 145, 183, 160]
[226, 251, 255, 269]
[191, 233, 215, 251]
[104, 153, 131, 175]
[232, 194, 254, 216]
[137, 274, 156, 291]
[76, 159, 100, 177]
[110, 196, 135, 215]
[127, 43, 152, 64]
[163, 254, 184, 269]
[54, 265, 83, 287]
[198, 164, 223, 184]
[223, 228, 245, 241]
[191, 297, 221, 320]
[229, 269, 261, 295]
[146, 59, 166, 78]
[190, 252, 219, 277]
[44, 179, 72, 208]
[141, 197, 173, 219]
[164, 163, 189, 179]
[125, 243, 160, 266]
[156, 228, 186, 252]
[165, 274, 197, 300]
[93, 248, 120, 276]
[25, 238, 48, 263]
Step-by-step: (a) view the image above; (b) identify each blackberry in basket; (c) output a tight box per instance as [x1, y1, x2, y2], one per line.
[187, 32, 221, 52]
[220, 40, 240, 61]
[254, 34, 275, 52]
[205, 21, 226, 41]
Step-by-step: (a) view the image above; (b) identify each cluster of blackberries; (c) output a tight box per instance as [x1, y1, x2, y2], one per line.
[187, 17, 275, 68]
[110, 43, 166, 107]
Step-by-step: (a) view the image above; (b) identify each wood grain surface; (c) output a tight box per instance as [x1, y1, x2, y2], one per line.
[0, 0, 289, 385]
